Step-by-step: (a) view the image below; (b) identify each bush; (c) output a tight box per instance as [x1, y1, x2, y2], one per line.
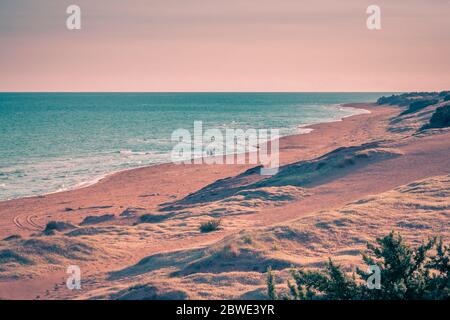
[267, 267, 277, 300]
[400, 99, 438, 115]
[376, 94, 411, 106]
[422, 104, 450, 130]
[199, 219, 221, 233]
[267, 232, 449, 300]
[376, 92, 437, 106]
[44, 221, 76, 234]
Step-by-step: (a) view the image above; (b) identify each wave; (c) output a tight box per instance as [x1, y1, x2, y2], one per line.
[0, 103, 371, 201]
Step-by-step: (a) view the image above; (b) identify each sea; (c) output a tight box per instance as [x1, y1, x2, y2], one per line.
[0, 92, 390, 201]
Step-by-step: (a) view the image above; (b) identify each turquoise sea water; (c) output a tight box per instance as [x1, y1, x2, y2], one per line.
[0, 93, 390, 200]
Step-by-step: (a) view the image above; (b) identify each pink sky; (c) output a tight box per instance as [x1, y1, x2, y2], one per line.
[0, 0, 449, 92]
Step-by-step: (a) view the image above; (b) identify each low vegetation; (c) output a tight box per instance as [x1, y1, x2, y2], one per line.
[267, 232, 449, 300]
[376, 92, 437, 106]
[43, 221, 77, 234]
[422, 104, 450, 130]
[80, 214, 115, 225]
[400, 99, 439, 115]
[138, 213, 168, 224]
[376, 92, 448, 115]
[199, 219, 221, 233]
[0, 237, 98, 278]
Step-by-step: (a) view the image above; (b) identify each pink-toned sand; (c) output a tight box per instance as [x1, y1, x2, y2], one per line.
[1, 102, 449, 299]
[0, 103, 393, 239]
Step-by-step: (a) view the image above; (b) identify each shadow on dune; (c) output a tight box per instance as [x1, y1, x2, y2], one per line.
[159, 141, 402, 212]
[108, 248, 205, 280]
[108, 243, 292, 280]
[109, 284, 189, 300]
[108, 226, 325, 281]
[0, 236, 98, 279]
[158, 165, 266, 211]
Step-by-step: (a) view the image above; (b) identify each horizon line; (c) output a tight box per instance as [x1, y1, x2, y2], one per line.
[0, 91, 407, 94]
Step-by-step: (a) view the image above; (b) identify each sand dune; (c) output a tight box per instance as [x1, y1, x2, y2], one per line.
[1, 96, 449, 299]
[0, 237, 101, 279]
[65, 173, 450, 300]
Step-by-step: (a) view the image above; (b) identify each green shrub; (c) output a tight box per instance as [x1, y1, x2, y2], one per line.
[267, 267, 277, 300]
[421, 104, 450, 130]
[242, 234, 253, 244]
[267, 232, 449, 300]
[400, 99, 438, 115]
[199, 219, 221, 233]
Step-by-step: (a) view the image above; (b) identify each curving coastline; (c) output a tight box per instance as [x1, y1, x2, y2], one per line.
[0, 103, 371, 203]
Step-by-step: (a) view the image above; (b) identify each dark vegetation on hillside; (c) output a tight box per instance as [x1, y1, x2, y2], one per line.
[80, 214, 115, 225]
[400, 99, 438, 115]
[421, 104, 450, 130]
[376, 92, 439, 106]
[376, 91, 446, 109]
[267, 232, 450, 300]
[377, 91, 450, 131]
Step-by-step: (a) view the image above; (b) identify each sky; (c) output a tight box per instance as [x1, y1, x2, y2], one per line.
[0, 0, 449, 92]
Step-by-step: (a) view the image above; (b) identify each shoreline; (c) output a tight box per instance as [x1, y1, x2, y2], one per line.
[1, 89, 449, 299]
[10, 99, 450, 300]
[0, 103, 371, 203]
[0, 102, 397, 242]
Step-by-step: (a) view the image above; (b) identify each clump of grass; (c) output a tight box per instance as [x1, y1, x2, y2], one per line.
[421, 104, 450, 130]
[80, 214, 115, 226]
[242, 234, 252, 244]
[199, 219, 221, 233]
[0, 249, 33, 265]
[138, 214, 167, 224]
[43, 221, 76, 235]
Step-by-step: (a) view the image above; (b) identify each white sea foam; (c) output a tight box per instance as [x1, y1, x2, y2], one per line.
[0, 95, 378, 201]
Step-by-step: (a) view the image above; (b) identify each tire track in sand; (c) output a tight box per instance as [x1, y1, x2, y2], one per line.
[27, 215, 43, 229]
[13, 214, 42, 231]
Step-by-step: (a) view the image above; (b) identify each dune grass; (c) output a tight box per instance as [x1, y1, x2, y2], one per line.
[199, 219, 221, 233]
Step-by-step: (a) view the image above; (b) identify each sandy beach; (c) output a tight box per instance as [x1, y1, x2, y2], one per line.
[0, 103, 392, 239]
[2, 0, 450, 306]
[1, 100, 449, 300]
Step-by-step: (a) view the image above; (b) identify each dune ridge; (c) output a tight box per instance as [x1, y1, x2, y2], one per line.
[1, 93, 450, 300]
